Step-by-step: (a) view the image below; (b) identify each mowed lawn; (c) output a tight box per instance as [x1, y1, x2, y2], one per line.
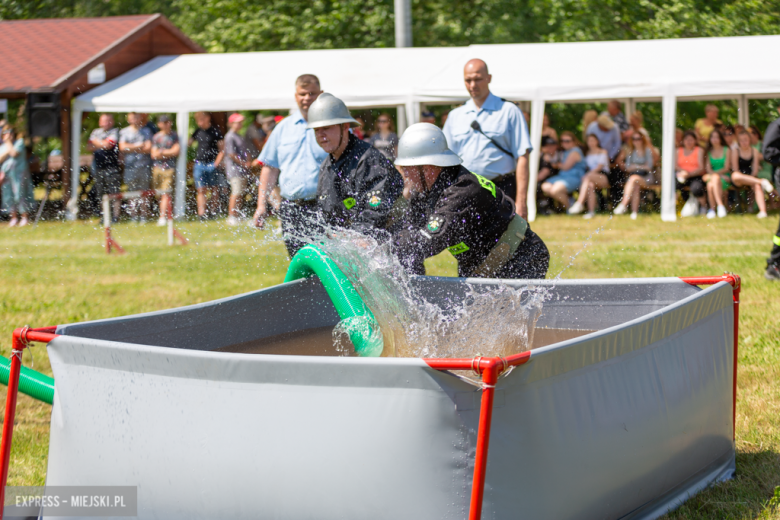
[0, 215, 778, 518]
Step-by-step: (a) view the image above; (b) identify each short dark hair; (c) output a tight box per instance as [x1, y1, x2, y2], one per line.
[295, 74, 320, 88]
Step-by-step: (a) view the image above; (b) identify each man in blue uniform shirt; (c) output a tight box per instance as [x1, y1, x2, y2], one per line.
[442, 59, 532, 218]
[253, 74, 328, 256]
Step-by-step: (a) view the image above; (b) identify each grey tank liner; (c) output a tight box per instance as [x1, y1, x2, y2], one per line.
[45, 277, 735, 519]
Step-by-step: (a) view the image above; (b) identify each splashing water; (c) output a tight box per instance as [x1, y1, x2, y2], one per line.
[289, 216, 548, 359]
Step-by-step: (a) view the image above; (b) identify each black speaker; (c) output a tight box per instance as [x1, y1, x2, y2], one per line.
[27, 93, 61, 138]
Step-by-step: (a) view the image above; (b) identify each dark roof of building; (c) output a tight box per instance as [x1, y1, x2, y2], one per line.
[0, 14, 203, 93]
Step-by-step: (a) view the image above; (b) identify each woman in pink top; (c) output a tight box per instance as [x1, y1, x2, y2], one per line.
[676, 131, 706, 216]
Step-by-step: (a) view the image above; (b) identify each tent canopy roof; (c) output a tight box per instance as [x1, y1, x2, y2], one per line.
[418, 35, 780, 102]
[74, 34, 780, 114]
[73, 47, 466, 112]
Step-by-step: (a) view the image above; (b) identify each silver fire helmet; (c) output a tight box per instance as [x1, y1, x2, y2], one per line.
[394, 123, 462, 167]
[306, 93, 359, 129]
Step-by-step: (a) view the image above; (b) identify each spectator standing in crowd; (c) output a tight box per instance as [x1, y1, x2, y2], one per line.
[731, 130, 775, 218]
[261, 116, 277, 137]
[86, 113, 121, 221]
[150, 115, 180, 226]
[352, 117, 366, 140]
[140, 113, 158, 136]
[0, 126, 33, 227]
[704, 129, 731, 219]
[253, 74, 327, 256]
[391, 123, 549, 279]
[695, 104, 722, 148]
[189, 112, 224, 220]
[568, 134, 610, 219]
[749, 125, 774, 182]
[542, 113, 558, 141]
[540, 131, 587, 211]
[421, 111, 436, 125]
[244, 114, 267, 159]
[676, 131, 707, 217]
[581, 110, 598, 143]
[762, 106, 780, 280]
[308, 93, 403, 234]
[605, 100, 630, 135]
[224, 113, 253, 226]
[367, 113, 398, 160]
[443, 59, 532, 218]
[119, 112, 153, 221]
[613, 131, 655, 220]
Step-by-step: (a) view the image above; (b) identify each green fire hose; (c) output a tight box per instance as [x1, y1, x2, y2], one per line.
[285, 245, 383, 357]
[0, 355, 55, 404]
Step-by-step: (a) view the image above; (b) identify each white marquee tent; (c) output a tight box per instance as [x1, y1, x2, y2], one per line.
[72, 35, 780, 220]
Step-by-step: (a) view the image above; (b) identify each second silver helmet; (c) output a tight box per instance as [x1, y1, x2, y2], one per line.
[395, 123, 462, 167]
[306, 92, 359, 129]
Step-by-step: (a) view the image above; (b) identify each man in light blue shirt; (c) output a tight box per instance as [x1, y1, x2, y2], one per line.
[442, 59, 532, 218]
[253, 74, 328, 256]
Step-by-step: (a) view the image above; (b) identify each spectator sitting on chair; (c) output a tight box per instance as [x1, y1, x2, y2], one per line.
[704, 129, 731, 219]
[614, 131, 655, 220]
[87, 114, 121, 221]
[581, 110, 598, 143]
[224, 113, 253, 226]
[676, 131, 707, 217]
[749, 125, 774, 182]
[569, 134, 610, 219]
[119, 112, 153, 222]
[189, 112, 225, 220]
[0, 126, 33, 227]
[730, 130, 776, 219]
[536, 136, 559, 215]
[540, 131, 587, 211]
[695, 104, 722, 148]
[150, 115, 180, 226]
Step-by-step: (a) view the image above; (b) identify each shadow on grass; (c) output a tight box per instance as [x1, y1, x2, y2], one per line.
[664, 450, 780, 519]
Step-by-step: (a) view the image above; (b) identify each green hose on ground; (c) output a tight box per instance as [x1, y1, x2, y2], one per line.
[0, 355, 55, 404]
[285, 245, 383, 357]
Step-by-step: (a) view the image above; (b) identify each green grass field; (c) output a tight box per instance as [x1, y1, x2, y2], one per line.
[1, 215, 779, 518]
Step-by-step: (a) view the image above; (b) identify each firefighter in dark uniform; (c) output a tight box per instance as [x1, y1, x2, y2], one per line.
[391, 123, 549, 279]
[307, 93, 403, 236]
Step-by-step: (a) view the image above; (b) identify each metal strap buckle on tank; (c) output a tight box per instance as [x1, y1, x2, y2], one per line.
[471, 215, 528, 278]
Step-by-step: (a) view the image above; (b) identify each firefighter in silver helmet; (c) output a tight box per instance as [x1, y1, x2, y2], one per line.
[391, 123, 549, 279]
[308, 93, 403, 236]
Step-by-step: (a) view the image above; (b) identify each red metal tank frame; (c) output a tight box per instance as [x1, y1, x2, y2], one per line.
[0, 275, 740, 520]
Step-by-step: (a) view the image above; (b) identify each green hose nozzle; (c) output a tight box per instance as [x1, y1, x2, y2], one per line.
[284, 245, 383, 357]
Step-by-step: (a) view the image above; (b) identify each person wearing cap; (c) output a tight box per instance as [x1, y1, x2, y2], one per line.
[391, 123, 549, 279]
[307, 93, 403, 236]
[151, 115, 180, 226]
[224, 113, 253, 226]
[442, 59, 532, 219]
[252, 74, 328, 256]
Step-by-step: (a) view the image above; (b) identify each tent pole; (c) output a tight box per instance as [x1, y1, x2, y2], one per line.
[661, 94, 677, 221]
[174, 111, 190, 219]
[527, 99, 545, 222]
[67, 108, 83, 221]
[738, 95, 749, 127]
[396, 105, 407, 135]
[405, 101, 420, 127]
